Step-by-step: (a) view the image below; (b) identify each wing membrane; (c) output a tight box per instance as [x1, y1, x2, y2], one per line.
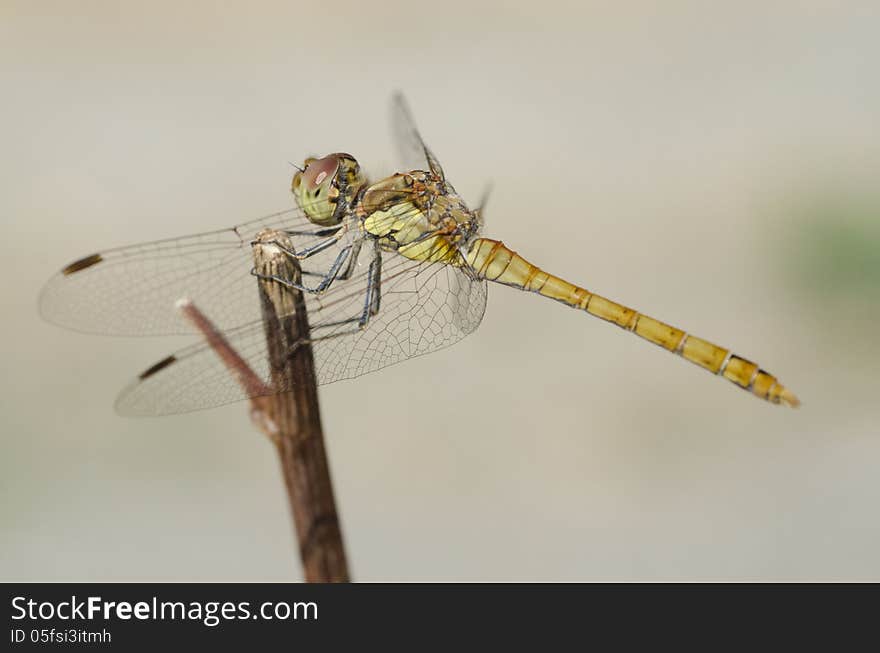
[39, 207, 338, 335]
[116, 245, 487, 415]
[390, 92, 445, 180]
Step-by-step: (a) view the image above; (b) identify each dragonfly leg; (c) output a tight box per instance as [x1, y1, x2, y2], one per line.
[336, 240, 362, 281]
[358, 250, 382, 327]
[251, 245, 352, 294]
[284, 226, 342, 238]
[288, 237, 360, 284]
[265, 234, 341, 261]
[304, 248, 382, 338]
[255, 223, 347, 262]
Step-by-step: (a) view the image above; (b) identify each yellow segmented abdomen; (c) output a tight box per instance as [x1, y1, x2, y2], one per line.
[466, 238, 799, 407]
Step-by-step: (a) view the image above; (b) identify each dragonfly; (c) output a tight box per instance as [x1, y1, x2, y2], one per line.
[39, 94, 799, 415]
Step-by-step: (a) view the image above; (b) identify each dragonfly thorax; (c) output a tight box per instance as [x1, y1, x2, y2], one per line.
[360, 170, 480, 265]
[291, 153, 366, 227]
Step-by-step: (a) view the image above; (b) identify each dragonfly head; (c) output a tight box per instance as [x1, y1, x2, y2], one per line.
[292, 153, 365, 226]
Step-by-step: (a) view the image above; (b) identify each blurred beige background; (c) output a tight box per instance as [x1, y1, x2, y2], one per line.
[2, 1, 879, 580]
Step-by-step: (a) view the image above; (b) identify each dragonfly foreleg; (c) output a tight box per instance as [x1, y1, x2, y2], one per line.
[266, 234, 341, 262]
[251, 245, 352, 294]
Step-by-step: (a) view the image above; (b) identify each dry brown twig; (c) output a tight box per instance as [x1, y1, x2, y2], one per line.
[177, 228, 349, 582]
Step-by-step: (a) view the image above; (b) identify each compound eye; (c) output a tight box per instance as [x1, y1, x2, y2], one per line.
[302, 155, 339, 190]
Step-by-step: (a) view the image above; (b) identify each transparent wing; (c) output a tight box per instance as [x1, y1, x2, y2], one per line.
[390, 92, 445, 180]
[115, 245, 488, 415]
[39, 207, 344, 336]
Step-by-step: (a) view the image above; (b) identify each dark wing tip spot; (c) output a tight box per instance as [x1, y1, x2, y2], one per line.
[62, 253, 103, 275]
[138, 355, 177, 380]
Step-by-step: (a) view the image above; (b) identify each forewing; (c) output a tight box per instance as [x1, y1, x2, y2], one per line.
[39, 207, 337, 335]
[115, 245, 488, 415]
[390, 92, 445, 180]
